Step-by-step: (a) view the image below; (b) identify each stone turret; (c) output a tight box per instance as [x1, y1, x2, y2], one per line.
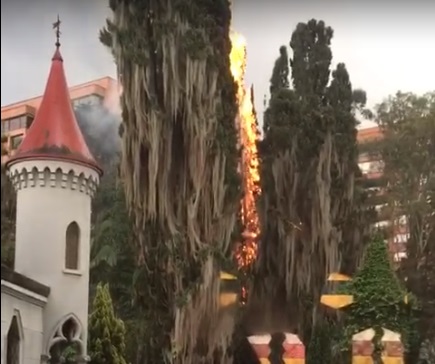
[5, 41, 102, 362]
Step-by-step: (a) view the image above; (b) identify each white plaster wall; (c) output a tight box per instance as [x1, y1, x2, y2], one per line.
[1, 289, 45, 364]
[9, 159, 99, 357]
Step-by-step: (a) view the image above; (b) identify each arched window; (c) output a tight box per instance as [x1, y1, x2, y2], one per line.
[48, 314, 84, 362]
[6, 316, 20, 364]
[65, 222, 80, 270]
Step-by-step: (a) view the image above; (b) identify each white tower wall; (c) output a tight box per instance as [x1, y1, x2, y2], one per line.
[8, 159, 99, 360]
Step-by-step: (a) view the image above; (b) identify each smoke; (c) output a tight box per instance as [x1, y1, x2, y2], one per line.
[75, 91, 121, 167]
[103, 81, 123, 116]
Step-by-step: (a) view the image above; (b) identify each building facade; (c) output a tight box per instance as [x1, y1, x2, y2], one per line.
[1, 43, 102, 363]
[357, 126, 408, 262]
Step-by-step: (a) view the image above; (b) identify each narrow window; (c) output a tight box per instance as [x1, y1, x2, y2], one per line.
[10, 134, 23, 150]
[65, 222, 80, 270]
[6, 316, 20, 364]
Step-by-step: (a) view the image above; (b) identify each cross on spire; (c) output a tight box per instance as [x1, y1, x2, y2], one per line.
[53, 15, 61, 48]
[5, 16, 102, 175]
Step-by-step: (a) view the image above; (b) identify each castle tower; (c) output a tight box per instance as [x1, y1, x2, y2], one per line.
[5, 41, 102, 362]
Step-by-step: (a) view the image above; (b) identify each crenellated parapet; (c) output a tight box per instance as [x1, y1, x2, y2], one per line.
[7, 160, 99, 197]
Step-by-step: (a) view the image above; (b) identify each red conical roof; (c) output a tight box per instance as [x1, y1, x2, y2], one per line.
[6, 46, 102, 175]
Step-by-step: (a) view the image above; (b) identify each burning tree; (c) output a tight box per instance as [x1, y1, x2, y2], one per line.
[229, 32, 261, 298]
[252, 19, 371, 336]
[100, 1, 241, 363]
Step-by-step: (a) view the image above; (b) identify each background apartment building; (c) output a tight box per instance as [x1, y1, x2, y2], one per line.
[357, 126, 408, 262]
[1, 76, 117, 163]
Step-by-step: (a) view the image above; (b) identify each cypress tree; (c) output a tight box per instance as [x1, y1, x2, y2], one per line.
[88, 283, 127, 364]
[253, 19, 370, 339]
[269, 46, 290, 95]
[100, 1, 240, 362]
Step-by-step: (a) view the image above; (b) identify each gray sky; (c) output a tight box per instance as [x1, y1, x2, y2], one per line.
[2, 0, 435, 128]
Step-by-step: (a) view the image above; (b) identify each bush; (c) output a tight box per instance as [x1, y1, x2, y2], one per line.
[88, 283, 127, 364]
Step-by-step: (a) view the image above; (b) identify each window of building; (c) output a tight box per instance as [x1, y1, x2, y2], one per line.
[9, 117, 21, 131]
[49, 316, 82, 362]
[394, 233, 410, 244]
[358, 161, 371, 174]
[72, 94, 103, 108]
[2, 115, 31, 134]
[393, 251, 407, 262]
[2, 119, 10, 134]
[65, 222, 80, 270]
[375, 220, 390, 228]
[369, 161, 383, 173]
[396, 215, 407, 225]
[358, 152, 369, 161]
[26, 115, 34, 129]
[10, 134, 23, 150]
[374, 203, 388, 212]
[6, 316, 21, 364]
[1, 144, 8, 157]
[20, 116, 27, 129]
[359, 160, 384, 175]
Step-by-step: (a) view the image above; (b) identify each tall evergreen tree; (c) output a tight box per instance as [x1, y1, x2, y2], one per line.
[100, 1, 241, 362]
[343, 235, 415, 361]
[252, 19, 370, 338]
[269, 46, 290, 95]
[88, 283, 127, 364]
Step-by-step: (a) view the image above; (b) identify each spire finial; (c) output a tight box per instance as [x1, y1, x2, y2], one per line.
[53, 15, 61, 48]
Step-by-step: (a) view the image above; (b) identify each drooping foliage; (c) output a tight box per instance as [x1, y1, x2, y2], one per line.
[1, 163, 16, 268]
[1, 133, 15, 267]
[343, 235, 416, 361]
[88, 283, 128, 364]
[100, 1, 241, 362]
[252, 19, 371, 336]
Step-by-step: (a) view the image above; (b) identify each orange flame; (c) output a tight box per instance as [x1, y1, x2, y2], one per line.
[230, 32, 261, 272]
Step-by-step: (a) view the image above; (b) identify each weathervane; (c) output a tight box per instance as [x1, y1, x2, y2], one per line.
[53, 15, 61, 48]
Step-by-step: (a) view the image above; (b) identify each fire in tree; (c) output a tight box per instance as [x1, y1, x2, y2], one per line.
[230, 32, 261, 271]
